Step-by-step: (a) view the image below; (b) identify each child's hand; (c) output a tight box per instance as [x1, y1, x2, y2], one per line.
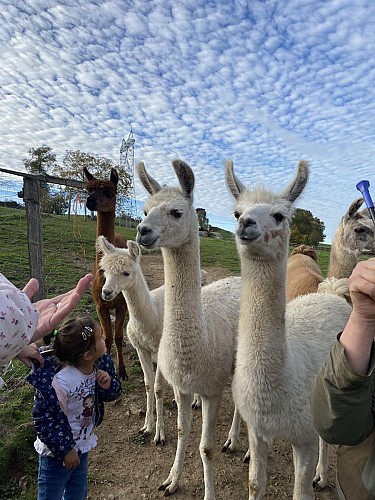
[97, 369, 111, 390]
[63, 448, 80, 469]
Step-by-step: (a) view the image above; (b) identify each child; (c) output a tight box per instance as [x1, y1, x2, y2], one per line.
[27, 315, 122, 500]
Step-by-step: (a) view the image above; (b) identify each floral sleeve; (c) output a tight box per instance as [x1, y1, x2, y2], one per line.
[0, 273, 39, 367]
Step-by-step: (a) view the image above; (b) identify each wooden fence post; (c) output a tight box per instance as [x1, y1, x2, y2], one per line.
[23, 176, 45, 300]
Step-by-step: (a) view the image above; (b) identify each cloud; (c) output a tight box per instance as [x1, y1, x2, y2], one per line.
[0, 0, 375, 242]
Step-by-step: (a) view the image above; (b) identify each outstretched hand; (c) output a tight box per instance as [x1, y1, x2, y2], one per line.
[23, 273, 93, 343]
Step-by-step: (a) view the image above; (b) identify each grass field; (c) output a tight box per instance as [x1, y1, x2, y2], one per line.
[0, 206, 331, 498]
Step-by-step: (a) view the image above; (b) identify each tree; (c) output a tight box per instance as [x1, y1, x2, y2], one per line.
[53, 150, 132, 217]
[290, 208, 325, 245]
[23, 145, 59, 213]
[23, 145, 58, 175]
[196, 208, 210, 232]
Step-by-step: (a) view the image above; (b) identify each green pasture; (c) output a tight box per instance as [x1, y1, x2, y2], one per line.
[0, 206, 331, 498]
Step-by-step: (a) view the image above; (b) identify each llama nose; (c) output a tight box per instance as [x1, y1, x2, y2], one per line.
[241, 215, 256, 227]
[137, 224, 152, 236]
[102, 288, 112, 299]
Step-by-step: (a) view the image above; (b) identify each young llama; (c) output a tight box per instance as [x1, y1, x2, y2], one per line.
[287, 197, 375, 302]
[136, 160, 241, 500]
[225, 159, 352, 499]
[97, 236, 207, 445]
[83, 167, 128, 380]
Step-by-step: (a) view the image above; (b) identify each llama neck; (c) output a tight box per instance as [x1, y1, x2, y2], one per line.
[239, 255, 287, 380]
[123, 270, 158, 327]
[162, 230, 204, 346]
[96, 211, 115, 265]
[328, 238, 357, 278]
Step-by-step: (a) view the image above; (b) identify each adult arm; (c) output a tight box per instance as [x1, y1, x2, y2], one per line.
[311, 258, 375, 445]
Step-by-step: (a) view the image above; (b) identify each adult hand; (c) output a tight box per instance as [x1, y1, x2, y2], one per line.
[26, 274, 93, 343]
[16, 343, 44, 368]
[348, 258, 375, 325]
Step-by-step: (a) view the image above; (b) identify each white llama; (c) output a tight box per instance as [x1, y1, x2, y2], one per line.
[97, 236, 167, 444]
[328, 197, 375, 278]
[97, 236, 208, 444]
[225, 159, 352, 499]
[136, 159, 241, 500]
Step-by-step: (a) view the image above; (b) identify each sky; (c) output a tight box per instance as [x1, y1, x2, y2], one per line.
[1, 0, 375, 243]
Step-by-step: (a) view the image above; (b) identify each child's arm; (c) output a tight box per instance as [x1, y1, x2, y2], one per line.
[28, 359, 76, 460]
[96, 353, 122, 401]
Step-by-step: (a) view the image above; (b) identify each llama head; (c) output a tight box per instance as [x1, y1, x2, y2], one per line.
[337, 197, 375, 256]
[97, 236, 141, 300]
[225, 159, 309, 260]
[136, 160, 197, 250]
[83, 167, 119, 213]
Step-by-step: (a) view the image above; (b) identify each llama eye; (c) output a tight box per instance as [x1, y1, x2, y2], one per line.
[143, 211, 148, 216]
[170, 209, 182, 219]
[103, 188, 113, 198]
[122, 271, 130, 277]
[273, 213, 284, 223]
[354, 227, 365, 234]
[234, 211, 241, 219]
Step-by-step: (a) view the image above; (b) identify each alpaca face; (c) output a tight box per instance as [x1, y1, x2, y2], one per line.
[233, 198, 292, 259]
[100, 253, 137, 301]
[225, 160, 309, 260]
[137, 188, 195, 249]
[341, 201, 375, 255]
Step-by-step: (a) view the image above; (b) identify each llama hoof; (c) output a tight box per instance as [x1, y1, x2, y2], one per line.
[120, 371, 128, 381]
[154, 437, 165, 446]
[221, 437, 235, 454]
[313, 476, 327, 491]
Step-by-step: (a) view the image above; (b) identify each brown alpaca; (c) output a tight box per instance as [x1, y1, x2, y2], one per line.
[286, 244, 324, 302]
[83, 167, 128, 380]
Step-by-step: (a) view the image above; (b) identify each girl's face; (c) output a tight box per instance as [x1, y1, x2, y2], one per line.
[92, 324, 106, 360]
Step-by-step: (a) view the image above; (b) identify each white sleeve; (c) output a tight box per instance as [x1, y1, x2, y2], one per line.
[52, 376, 68, 414]
[0, 273, 39, 367]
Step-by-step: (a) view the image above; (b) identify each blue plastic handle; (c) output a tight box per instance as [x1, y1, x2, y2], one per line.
[356, 180, 374, 209]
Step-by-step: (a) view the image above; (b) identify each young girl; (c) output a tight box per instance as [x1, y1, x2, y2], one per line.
[27, 315, 122, 500]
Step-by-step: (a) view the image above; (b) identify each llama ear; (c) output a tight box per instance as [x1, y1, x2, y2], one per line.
[83, 167, 95, 182]
[127, 240, 140, 261]
[96, 235, 115, 255]
[224, 160, 245, 200]
[345, 197, 363, 220]
[137, 162, 162, 194]
[280, 160, 309, 203]
[172, 160, 195, 200]
[110, 169, 119, 186]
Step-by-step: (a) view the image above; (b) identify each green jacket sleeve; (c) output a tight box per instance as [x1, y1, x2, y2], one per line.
[311, 337, 375, 446]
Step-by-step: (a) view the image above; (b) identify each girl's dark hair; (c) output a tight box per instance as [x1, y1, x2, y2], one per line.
[53, 315, 97, 365]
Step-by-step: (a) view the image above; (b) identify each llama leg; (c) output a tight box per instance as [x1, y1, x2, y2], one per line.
[291, 441, 317, 500]
[222, 405, 242, 454]
[159, 390, 192, 495]
[313, 437, 328, 490]
[136, 347, 155, 436]
[200, 394, 222, 500]
[114, 306, 128, 380]
[247, 428, 269, 499]
[154, 364, 166, 445]
[192, 393, 201, 409]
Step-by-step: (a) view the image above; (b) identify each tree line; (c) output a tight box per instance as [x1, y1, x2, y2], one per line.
[22, 145, 326, 244]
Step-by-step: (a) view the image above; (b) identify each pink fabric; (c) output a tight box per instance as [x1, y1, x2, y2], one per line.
[0, 273, 39, 367]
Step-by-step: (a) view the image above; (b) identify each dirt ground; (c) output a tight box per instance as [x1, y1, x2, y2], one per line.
[87, 253, 338, 500]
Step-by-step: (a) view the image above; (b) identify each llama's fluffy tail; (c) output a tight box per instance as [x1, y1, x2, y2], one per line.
[317, 277, 352, 306]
